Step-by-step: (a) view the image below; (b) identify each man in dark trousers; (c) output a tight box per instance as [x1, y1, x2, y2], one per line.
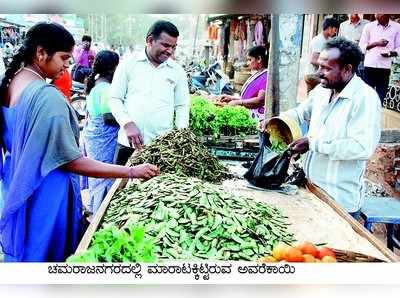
[359, 14, 400, 103]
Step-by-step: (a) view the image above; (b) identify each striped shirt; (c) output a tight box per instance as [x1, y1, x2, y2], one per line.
[283, 75, 381, 212]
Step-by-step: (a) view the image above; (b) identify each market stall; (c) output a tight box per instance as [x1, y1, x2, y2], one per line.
[73, 129, 398, 263]
[75, 173, 398, 262]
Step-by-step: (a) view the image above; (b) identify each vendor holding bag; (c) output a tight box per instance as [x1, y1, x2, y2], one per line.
[281, 38, 381, 218]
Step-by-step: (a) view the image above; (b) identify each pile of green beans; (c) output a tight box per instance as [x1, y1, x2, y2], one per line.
[101, 174, 295, 261]
[129, 128, 232, 183]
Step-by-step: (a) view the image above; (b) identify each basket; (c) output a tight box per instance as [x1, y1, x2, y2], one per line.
[332, 248, 387, 263]
[265, 115, 303, 145]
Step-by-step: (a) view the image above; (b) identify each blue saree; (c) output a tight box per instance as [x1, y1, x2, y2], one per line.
[0, 80, 83, 262]
[83, 82, 118, 214]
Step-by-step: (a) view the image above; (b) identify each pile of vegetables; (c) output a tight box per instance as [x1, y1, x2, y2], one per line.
[265, 122, 289, 154]
[269, 137, 288, 154]
[129, 128, 232, 183]
[81, 174, 295, 262]
[190, 96, 258, 138]
[258, 241, 337, 263]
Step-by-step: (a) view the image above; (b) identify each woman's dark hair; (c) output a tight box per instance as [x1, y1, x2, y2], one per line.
[85, 50, 119, 95]
[82, 35, 92, 43]
[247, 45, 268, 68]
[323, 37, 362, 73]
[146, 20, 179, 40]
[0, 22, 75, 148]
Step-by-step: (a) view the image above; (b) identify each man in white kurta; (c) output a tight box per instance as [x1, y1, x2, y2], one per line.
[110, 20, 189, 165]
[285, 37, 381, 216]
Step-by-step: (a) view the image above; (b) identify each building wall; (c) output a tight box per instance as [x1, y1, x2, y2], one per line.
[277, 14, 304, 111]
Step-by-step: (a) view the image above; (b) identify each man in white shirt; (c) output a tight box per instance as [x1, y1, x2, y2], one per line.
[338, 14, 369, 79]
[305, 17, 339, 93]
[286, 37, 381, 217]
[338, 14, 369, 44]
[359, 14, 400, 103]
[110, 20, 190, 165]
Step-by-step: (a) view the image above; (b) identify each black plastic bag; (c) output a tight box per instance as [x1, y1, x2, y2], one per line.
[244, 134, 291, 189]
[286, 163, 307, 187]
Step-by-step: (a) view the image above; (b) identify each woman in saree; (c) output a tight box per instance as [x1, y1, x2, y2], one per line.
[220, 45, 268, 121]
[0, 22, 159, 262]
[83, 50, 120, 215]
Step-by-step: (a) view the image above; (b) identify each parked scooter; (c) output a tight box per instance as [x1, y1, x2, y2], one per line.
[70, 80, 86, 129]
[189, 62, 234, 95]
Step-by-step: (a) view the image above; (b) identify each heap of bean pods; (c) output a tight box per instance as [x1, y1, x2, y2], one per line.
[129, 128, 232, 183]
[100, 174, 295, 261]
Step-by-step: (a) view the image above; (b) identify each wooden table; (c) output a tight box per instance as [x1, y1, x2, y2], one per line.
[76, 175, 399, 262]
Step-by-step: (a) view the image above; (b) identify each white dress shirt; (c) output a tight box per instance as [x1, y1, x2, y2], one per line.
[283, 75, 381, 212]
[110, 50, 190, 147]
[338, 19, 369, 43]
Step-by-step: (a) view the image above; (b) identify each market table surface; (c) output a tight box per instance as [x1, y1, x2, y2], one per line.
[76, 161, 399, 262]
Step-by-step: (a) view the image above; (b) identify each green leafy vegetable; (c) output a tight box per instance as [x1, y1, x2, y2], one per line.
[189, 96, 258, 138]
[67, 224, 157, 263]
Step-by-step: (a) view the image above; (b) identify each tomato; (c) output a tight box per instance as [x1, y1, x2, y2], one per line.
[317, 247, 336, 259]
[302, 254, 316, 263]
[272, 243, 290, 261]
[296, 242, 318, 257]
[321, 255, 337, 263]
[258, 256, 277, 263]
[285, 247, 305, 262]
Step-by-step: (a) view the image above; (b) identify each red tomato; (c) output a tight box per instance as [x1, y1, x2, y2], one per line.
[285, 247, 305, 262]
[296, 242, 318, 257]
[317, 247, 336, 259]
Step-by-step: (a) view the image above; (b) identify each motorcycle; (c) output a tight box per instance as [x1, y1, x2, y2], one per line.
[188, 62, 234, 96]
[70, 80, 86, 129]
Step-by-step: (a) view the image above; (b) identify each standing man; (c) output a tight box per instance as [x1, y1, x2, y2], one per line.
[359, 14, 400, 103]
[338, 14, 369, 44]
[284, 37, 381, 217]
[110, 20, 190, 165]
[72, 35, 96, 83]
[304, 17, 339, 93]
[338, 14, 369, 79]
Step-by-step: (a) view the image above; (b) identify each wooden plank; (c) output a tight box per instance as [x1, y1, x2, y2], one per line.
[75, 177, 128, 254]
[306, 181, 399, 262]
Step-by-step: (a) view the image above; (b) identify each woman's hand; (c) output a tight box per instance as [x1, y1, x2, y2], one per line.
[228, 99, 242, 106]
[129, 163, 160, 180]
[220, 94, 234, 102]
